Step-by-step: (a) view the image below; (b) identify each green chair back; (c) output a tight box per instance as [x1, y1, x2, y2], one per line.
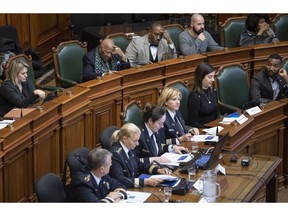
[272, 14, 288, 42]
[283, 57, 288, 71]
[219, 17, 246, 48]
[107, 33, 132, 52]
[165, 80, 190, 124]
[52, 40, 87, 88]
[121, 100, 143, 127]
[216, 64, 249, 115]
[163, 24, 184, 53]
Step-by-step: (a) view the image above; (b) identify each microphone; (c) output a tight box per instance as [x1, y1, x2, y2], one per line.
[242, 99, 258, 113]
[40, 88, 63, 106]
[123, 177, 162, 202]
[20, 107, 23, 118]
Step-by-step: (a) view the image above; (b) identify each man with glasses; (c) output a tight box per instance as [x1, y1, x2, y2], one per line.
[82, 38, 130, 82]
[126, 22, 177, 67]
[250, 53, 288, 105]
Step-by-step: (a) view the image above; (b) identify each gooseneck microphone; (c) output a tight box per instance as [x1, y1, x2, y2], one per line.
[123, 177, 162, 203]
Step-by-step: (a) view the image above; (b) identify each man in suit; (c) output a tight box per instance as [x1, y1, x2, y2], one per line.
[250, 53, 288, 105]
[82, 38, 130, 82]
[125, 22, 177, 67]
[73, 148, 127, 202]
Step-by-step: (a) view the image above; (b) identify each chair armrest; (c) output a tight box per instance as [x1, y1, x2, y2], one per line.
[59, 77, 78, 86]
[218, 101, 241, 114]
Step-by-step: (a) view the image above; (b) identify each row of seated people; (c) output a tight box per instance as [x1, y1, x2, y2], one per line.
[82, 13, 285, 81]
[40, 56, 288, 202]
[0, 12, 287, 118]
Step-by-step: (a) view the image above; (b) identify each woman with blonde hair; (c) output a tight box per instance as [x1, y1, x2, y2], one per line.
[109, 122, 171, 188]
[158, 87, 199, 145]
[0, 58, 45, 117]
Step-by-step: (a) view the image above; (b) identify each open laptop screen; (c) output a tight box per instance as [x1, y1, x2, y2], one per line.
[196, 132, 229, 169]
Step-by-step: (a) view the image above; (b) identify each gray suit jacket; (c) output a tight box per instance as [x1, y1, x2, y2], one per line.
[125, 34, 176, 67]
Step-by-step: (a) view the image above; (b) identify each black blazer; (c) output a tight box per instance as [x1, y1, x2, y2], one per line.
[135, 122, 170, 164]
[162, 110, 187, 144]
[250, 69, 288, 103]
[73, 166, 126, 202]
[109, 142, 158, 188]
[0, 79, 39, 117]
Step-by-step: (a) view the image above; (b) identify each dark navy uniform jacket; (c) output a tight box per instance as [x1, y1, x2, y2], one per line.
[73, 166, 127, 202]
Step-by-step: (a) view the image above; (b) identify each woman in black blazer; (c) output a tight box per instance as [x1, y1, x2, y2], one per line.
[158, 87, 199, 145]
[135, 103, 188, 165]
[109, 122, 170, 188]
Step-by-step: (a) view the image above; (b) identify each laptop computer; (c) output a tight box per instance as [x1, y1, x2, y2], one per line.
[179, 132, 229, 173]
[194, 132, 229, 170]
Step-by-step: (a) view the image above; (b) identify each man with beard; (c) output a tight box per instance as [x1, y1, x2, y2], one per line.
[250, 54, 288, 105]
[82, 38, 130, 82]
[126, 22, 177, 67]
[179, 13, 223, 55]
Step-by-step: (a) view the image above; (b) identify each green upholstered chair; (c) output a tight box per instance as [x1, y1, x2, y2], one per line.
[164, 80, 190, 125]
[163, 24, 184, 53]
[272, 14, 288, 42]
[215, 63, 250, 115]
[3, 54, 58, 91]
[52, 40, 87, 88]
[106, 32, 132, 52]
[219, 16, 246, 48]
[121, 100, 143, 127]
[283, 57, 288, 71]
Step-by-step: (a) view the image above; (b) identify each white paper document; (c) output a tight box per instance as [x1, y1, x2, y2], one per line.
[191, 135, 219, 142]
[202, 126, 224, 135]
[120, 191, 151, 203]
[149, 175, 178, 181]
[245, 106, 262, 116]
[161, 152, 193, 163]
[0, 119, 15, 130]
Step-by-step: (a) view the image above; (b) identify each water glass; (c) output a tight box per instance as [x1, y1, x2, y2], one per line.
[188, 167, 196, 183]
[163, 187, 172, 203]
[191, 141, 199, 153]
[259, 98, 267, 109]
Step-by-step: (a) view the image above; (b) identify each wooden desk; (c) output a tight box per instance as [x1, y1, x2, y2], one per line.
[136, 154, 281, 203]
[115, 63, 165, 107]
[279, 98, 288, 187]
[0, 117, 33, 202]
[52, 86, 91, 172]
[205, 114, 254, 152]
[78, 73, 123, 148]
[249, 101, 287, 189]
[159, 54, 206, 88]
[24, 102, 61, 201]
[204, 46, 253, 79]
[252, 41, 288, 74]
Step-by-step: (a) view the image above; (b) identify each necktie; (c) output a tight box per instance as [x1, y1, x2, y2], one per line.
[128, 150, 133, 158]
[150, 133, 158, 156]
[174, 115, 185, 135]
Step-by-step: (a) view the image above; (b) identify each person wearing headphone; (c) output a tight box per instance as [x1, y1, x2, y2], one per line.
[187, 62, 219, 128]
[250, 53, 288, 105]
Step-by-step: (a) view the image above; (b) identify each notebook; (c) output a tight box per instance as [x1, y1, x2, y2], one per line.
[194, 132, 229, 170]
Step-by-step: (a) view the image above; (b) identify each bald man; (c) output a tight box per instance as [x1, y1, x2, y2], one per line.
[179, 13, 223, 55]
[83, 38, 130, 82]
